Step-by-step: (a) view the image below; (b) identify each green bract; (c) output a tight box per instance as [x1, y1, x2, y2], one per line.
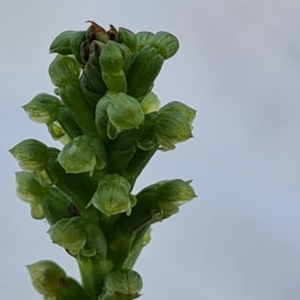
[11, 21, 197, 300]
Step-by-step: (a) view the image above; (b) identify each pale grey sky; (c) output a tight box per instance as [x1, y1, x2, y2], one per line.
[1, 1, 300, 299]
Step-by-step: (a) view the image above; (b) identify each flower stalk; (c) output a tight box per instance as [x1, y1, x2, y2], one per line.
[10, 21, 197, 299]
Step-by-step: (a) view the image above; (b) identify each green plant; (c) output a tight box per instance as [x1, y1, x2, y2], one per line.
[10, 21, 197, 300]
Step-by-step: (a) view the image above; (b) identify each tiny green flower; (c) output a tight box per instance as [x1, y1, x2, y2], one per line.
[57, 135, 97, 174]
[135, 179, 197, 220]
[140, 92, 161, 114]
[22, 93, 61, 124]
[154, 110, 193, 150]
[106, 93, 144, 134]
[95, 92, 144, 140]
[48, 217, 107, 259]
[155, 179, 197, 217]
[104, 269, 143, 295]
[15, 171, 50, 203]
[48, 55, 81, 87]
[10, 139, 49, 172]
[48, 217, 87, 257]
[159, 101, 196, 125]
[27, 260, 67, 297]
[150, 31, 180, 59]
[88, 173, 135, 216]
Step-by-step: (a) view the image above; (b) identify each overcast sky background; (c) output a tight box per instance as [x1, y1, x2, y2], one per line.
[1, 1, 300, 299]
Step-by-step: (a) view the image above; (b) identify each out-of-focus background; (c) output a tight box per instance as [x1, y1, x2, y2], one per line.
[1, 1, 300, 299]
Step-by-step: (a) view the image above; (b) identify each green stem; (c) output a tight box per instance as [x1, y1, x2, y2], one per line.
[77, 258, 98, 300]
[123, 148, 157, 187]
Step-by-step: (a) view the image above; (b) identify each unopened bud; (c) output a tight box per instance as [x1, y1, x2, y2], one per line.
[27, 260, 67, 297]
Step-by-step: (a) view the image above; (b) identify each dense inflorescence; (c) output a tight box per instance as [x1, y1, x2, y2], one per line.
[10, 21, 197, 300]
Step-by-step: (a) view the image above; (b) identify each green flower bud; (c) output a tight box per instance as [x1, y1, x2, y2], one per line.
[119, 27, 138, 53]
[100, 41, 124, 74]
[150, 31, 179, 59]
[126, 45, 164, 99]
[49, 30, 76, 55]
[140, 92, 161, 114]
[48, 55, 81, 87]
[160, 101, 196, 125]
[48, 217, 107, 259]
[102, 71, 127, 93]
[154, 110, 193, 150]
[30, 202, 45, 219]
[136, 31, 154, 50]
[15, 171, 50, 203]
[10, 139, 49, 172]
[136, 179, 197, 220]
[88, 174, 135, 216]
[95, 93, 144, 140]
[22, 93, 61, 124]
[99, 41, 127, 93]
[57, 135, 97, 175]
[104, 269, 143, 295]
[27, 260, 67, 297]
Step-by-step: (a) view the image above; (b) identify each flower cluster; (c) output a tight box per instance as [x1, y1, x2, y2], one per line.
[10, 21, 197, 300]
